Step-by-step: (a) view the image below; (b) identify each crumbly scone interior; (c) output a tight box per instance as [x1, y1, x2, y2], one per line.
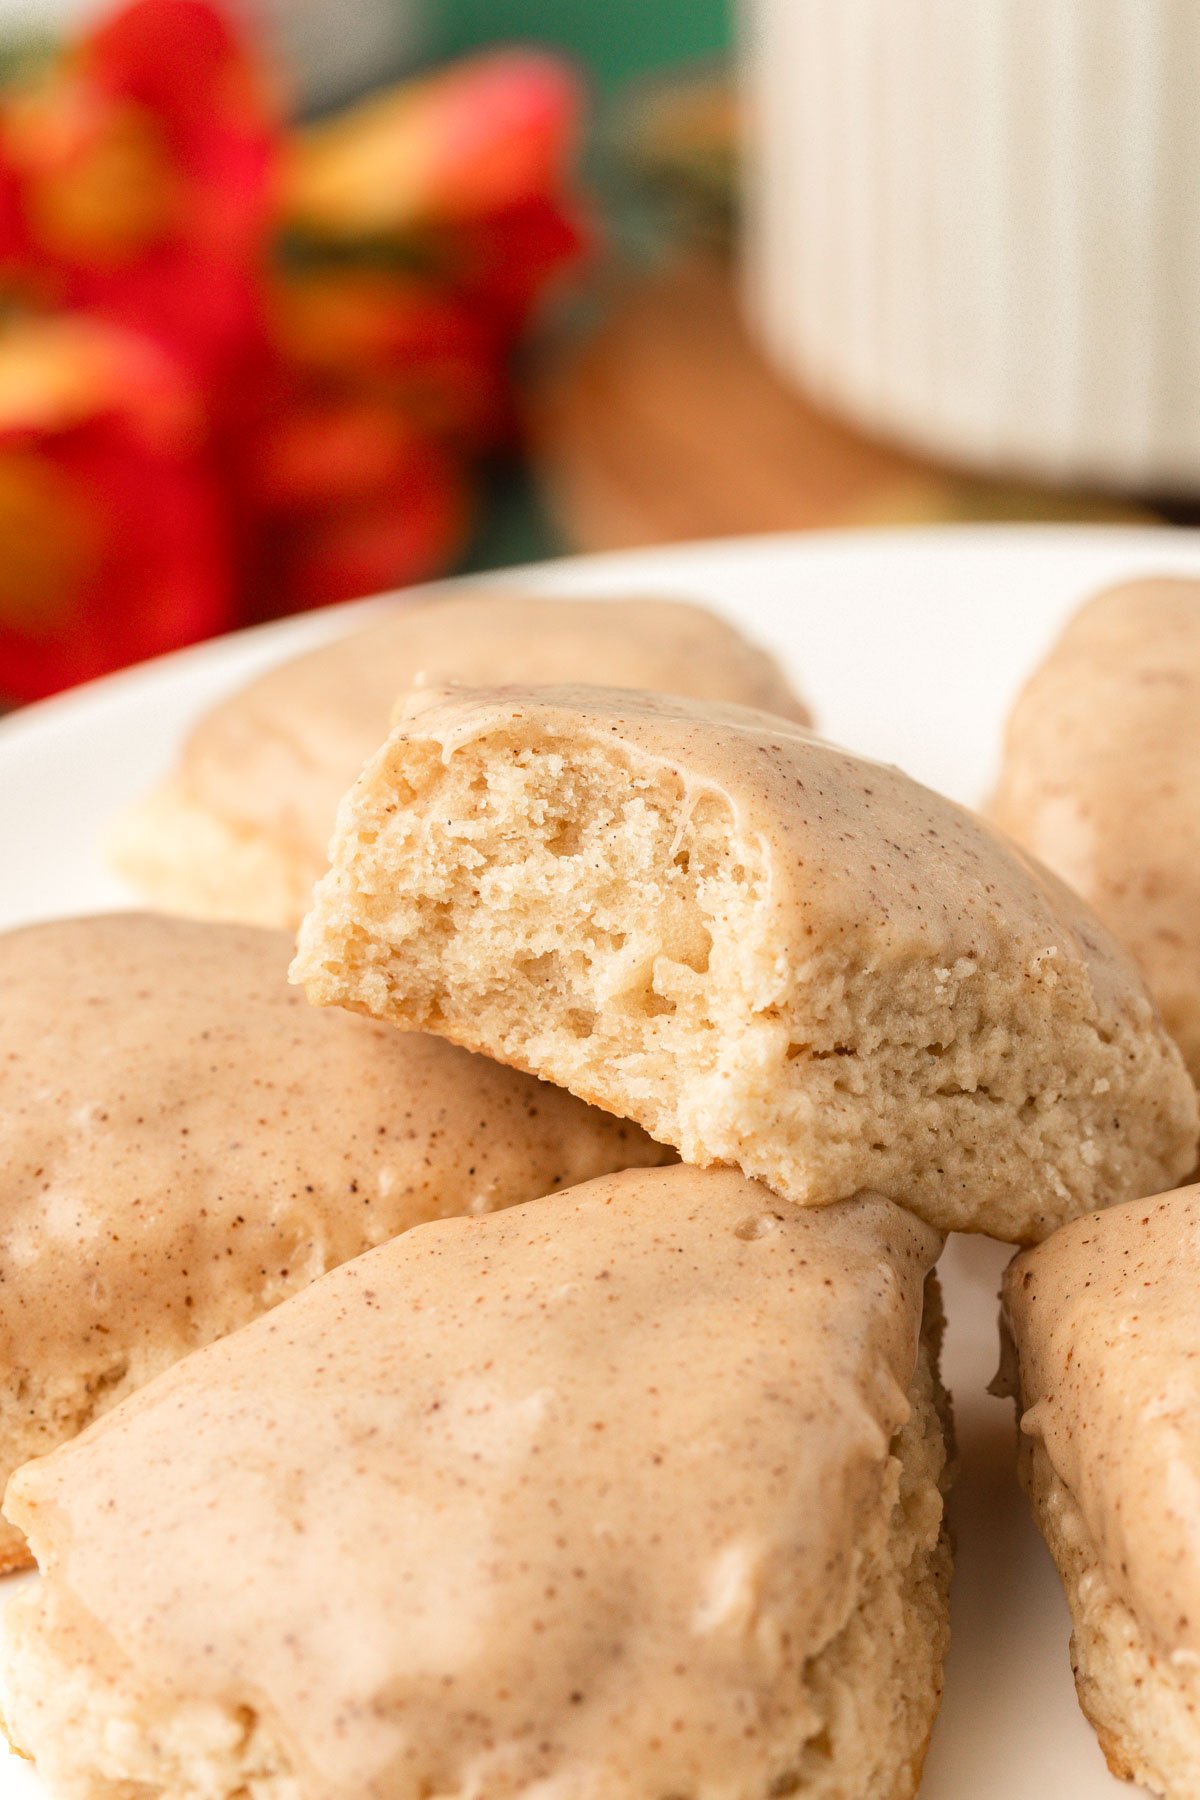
[301, 734, 790, 1170]
[0, 1304, 951, 1800]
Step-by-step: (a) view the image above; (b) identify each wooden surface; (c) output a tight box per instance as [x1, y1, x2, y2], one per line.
[534, 258, 1149, 554]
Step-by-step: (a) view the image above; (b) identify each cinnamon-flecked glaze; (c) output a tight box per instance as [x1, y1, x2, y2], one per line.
[1003, 1184, 1200, 1663]
[0, 913, 664, 1568]
[993, 578, 1200, 1081]
[3, 1167, 942, 1800]
[112, 595, 809, 926]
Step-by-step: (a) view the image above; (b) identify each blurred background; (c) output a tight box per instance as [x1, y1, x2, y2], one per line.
[0, 0, 1193, 703]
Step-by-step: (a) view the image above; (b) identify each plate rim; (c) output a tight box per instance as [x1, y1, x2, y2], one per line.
[4, 519, 1196, 753]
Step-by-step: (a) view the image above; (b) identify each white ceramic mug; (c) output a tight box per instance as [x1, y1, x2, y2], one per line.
[741, 0, 1200, 493]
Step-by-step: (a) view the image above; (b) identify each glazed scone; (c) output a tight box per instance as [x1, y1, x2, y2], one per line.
[1001, 1186, 1200, 1797]
[110, 593, 809, 928]
[1, 1164, 952, 1800]
[993, 578, 1200, 1085]
[292, 684, 1198, 1242]
[0, 912, 664, 1575]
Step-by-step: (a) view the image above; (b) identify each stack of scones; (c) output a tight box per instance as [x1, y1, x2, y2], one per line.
[3, 582, 1200, 1800]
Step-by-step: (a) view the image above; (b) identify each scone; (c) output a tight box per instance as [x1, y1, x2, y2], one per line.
[1001, 1185, 1200, 1797]
[0, 912, 664, 1575]
[292, 684, 1198, 1242]
[1, 1164, 952, 1800]
[993, 577, 1200, 1083]
[110, 593, 809, 928]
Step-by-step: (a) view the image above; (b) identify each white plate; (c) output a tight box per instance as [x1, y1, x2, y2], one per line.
[5, 522, 1200, 1799]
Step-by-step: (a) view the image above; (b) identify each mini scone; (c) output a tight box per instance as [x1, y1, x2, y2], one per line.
[110, 593, 809, 929]
[0, 1164, 952, 1800]
[292, 684, 1198, 1241]
[993, 577, 1200, 1083]
[1001, 1185, 1200, 1797]
[0, 911, 664, 1575]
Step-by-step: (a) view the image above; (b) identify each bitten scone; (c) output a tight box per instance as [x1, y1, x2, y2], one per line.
[0, 912, 664, 1575]
[110, 593, 809, 928]
[293, 684, 1198, 1242]
[993, 578, 1200, 1084]
[1, 1165, 952, 1800]
[1001, 1186, 1200, 1797]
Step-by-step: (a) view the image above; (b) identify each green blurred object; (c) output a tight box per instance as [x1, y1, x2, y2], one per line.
[429, 0, 730, 91]
[464, 465, 566, 574]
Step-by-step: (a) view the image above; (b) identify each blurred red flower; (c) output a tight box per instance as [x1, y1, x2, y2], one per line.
[234, 375, 471, 616]
[283, 49, 584, 240]
[0, 314, 232, 700]
[0, 6, 588, 696]
[0, 0, 282, 669]
[0, 0, 280, 384]
[267, 266, 513, 455]
[433, 195, 589, 337]
[239, 45, 587, 621]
